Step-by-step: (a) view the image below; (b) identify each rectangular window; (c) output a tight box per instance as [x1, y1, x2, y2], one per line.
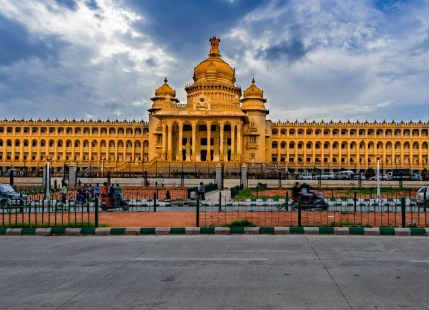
[201, 138, 207, 146]
[182, 138, 187, 145]
[227, 138, 231, 146]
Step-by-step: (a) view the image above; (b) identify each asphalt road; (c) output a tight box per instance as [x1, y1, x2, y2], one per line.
[0, 236, 428, 310]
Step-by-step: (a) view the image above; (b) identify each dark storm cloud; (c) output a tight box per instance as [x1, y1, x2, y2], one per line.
[0, 14, 63, 66]
[121, 0, 261, 56]
[257, 37, 309, 63]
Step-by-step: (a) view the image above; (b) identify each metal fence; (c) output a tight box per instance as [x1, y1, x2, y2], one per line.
[198, 193, 429, 228]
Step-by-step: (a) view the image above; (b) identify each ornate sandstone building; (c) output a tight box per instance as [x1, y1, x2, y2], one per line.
[0, 37, 428, 175]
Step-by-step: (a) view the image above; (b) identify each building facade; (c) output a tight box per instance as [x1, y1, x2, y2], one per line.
[0, 37, 428, 174]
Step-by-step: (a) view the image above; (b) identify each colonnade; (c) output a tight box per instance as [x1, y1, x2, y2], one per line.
[160, 119, 242, 162]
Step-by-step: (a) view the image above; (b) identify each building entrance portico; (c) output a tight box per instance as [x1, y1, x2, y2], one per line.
[160, 118, 242, 163]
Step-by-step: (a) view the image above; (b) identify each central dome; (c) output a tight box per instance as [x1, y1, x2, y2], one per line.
[193, 37, 235, 85]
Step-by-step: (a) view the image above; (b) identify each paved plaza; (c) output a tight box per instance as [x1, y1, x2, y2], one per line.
[0, 235, 428, 309]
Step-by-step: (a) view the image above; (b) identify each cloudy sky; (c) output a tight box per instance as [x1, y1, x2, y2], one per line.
[0, 0, 427, 121]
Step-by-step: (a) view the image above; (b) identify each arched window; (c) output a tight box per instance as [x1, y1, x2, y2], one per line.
[289, 142, 295, 148]
[412, 142, 419, 150]
[74, 140, 80, 147]
[332, 142, 338, 149]
[289, 129, 295, 135]
[324, 142, 330, 149]
[92, 128, 99, 134]
[298, 128, 304, 135]
[0, 139, 3, 147]
[66, 140, 72, 147]
[422, 142, 428, 149]
[359, 141, 365, 150]
[350, 129, 356, 136]
[117, 140, 124, 147]
[281, 141, 286, 149]
[15, 140, 20, 147]
[376, 129, 383, 136]
[40, 139, 46, 147]
[66, 127, 73, 134]
[57, 140, 63, 147]
[32, 139, 37, 147]
[91, 140, 97, 147]
[74, 127, 81, 134]
[404, 142, 410, 149]
[101, 128, 107, 134]
[109, 128, 116, 134]
[118, 128, 125, 135]
[315, 142, 321, 149]
[109, 140, 115, 147]
[135, 141, 141, 148]
[386, 142, 392, 149]
[394, 129, 401, 136]
[385, 129, 392, 136]
[135, 128, 142, 135]
[395, 142, 401, 150]
[412, 129, 419, 136]
[100, 140, 106, 147]
[83, 140, 89, 147]
[272, 141, 278, 148]
[306, 129, 312, 135]
[298, 142, 303, 149]
[350, 142, 356, 149]
[143, 140, 149, 147]
[368, 142, 374, 149]
[324, 129, 330, 135]
[341, 129, 348, 136]
[332, 129, 339, 136]
[306, 142, 312, 149]
[272, 128, 278, 135]
[126, 140, 132, 148]
[341, 142, 347, 149]
[377, 142, 383, 150]
[83, 127, 90, 134]
[126, 128, 133, 135]
[359, 129, 365, 136]
[49, 139, 54, 147]
[24, 140, 29, 147]
[403, 129, 410, 136]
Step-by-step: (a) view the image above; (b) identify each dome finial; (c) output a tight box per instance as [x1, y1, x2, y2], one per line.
[251, 74, 255, 84]
[164, 77, 168, 84]
[209, 36, 221, 56]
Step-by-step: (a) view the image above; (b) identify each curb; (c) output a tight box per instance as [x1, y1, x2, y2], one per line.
[0, 227, 427, 236]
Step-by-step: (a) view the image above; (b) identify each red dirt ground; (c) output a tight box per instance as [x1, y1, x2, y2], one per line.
[2, 211, 428, 227]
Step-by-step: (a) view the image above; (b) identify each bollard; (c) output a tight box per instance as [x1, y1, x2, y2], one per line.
[153, 192, 157, 212]
[401, 197, 406, 228]
[298, 196, 302, 227]
[196, 195, 200, 227]
[95, 198, 99, 228]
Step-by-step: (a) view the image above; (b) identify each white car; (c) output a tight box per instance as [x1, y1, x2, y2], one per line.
[320, 172, 335, 180]
[416, 186, 429, 204]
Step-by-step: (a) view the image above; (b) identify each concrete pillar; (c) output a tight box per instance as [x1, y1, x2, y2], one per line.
[237, 124, 242, 162]
[192, 121, 197, 161]
[167, 123, 173, 161]
[231, 123, 236, 161]
[162, 124, 167, 160]
[68, 165, 77, 188]
[220, 121, 224, 161]
[178, 122, 183, 161]
[240, 163, 247, 189]
[216, 163, 223, 190]
[207, 121, 211, 161]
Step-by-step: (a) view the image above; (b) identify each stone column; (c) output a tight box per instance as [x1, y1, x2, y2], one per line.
[167, 122, 173, 161]
[178, 121, 183, 161]
[162, 123, 167, 161]
[231, 123, 235, 161]
[237, 123, 242, 162]
[216, 163, 223, 190]
[192, 121, 197, 161]
[219, 121, 224, 161]
[207, 121, 211, 161]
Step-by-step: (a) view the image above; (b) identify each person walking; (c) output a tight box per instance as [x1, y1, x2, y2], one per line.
[198, 182, 205, 200]
[61, 181, 68, 204]
[93, 183, 100, 199]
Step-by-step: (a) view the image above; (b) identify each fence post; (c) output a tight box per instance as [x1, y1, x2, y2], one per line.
[218, 191, 222, 212]
[286, 190, 289, 211]
[353, 192, 357, 212]
[401, 197, 406, 228]
[298, 196, 302, 227]
[196, 194, 200, 227]
[153, 192, 157, 212]
[95, 198, 99, 228]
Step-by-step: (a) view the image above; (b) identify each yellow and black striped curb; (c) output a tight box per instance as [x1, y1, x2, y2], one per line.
[0, 227, 427, 236]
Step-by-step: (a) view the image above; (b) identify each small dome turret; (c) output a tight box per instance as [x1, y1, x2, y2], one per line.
[155, 78, 176, 97]
[243, 78, 263, 98]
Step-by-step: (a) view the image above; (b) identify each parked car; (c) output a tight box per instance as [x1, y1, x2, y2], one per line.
[298, 173, 313, 180]
[352, 174, 366, 180]
[416, 186, 429, 205]
[335, 170, 354, 180]
[320, 172, 335, 180]
[411, 173, 423, 181]
[0, 184, 27, 207]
